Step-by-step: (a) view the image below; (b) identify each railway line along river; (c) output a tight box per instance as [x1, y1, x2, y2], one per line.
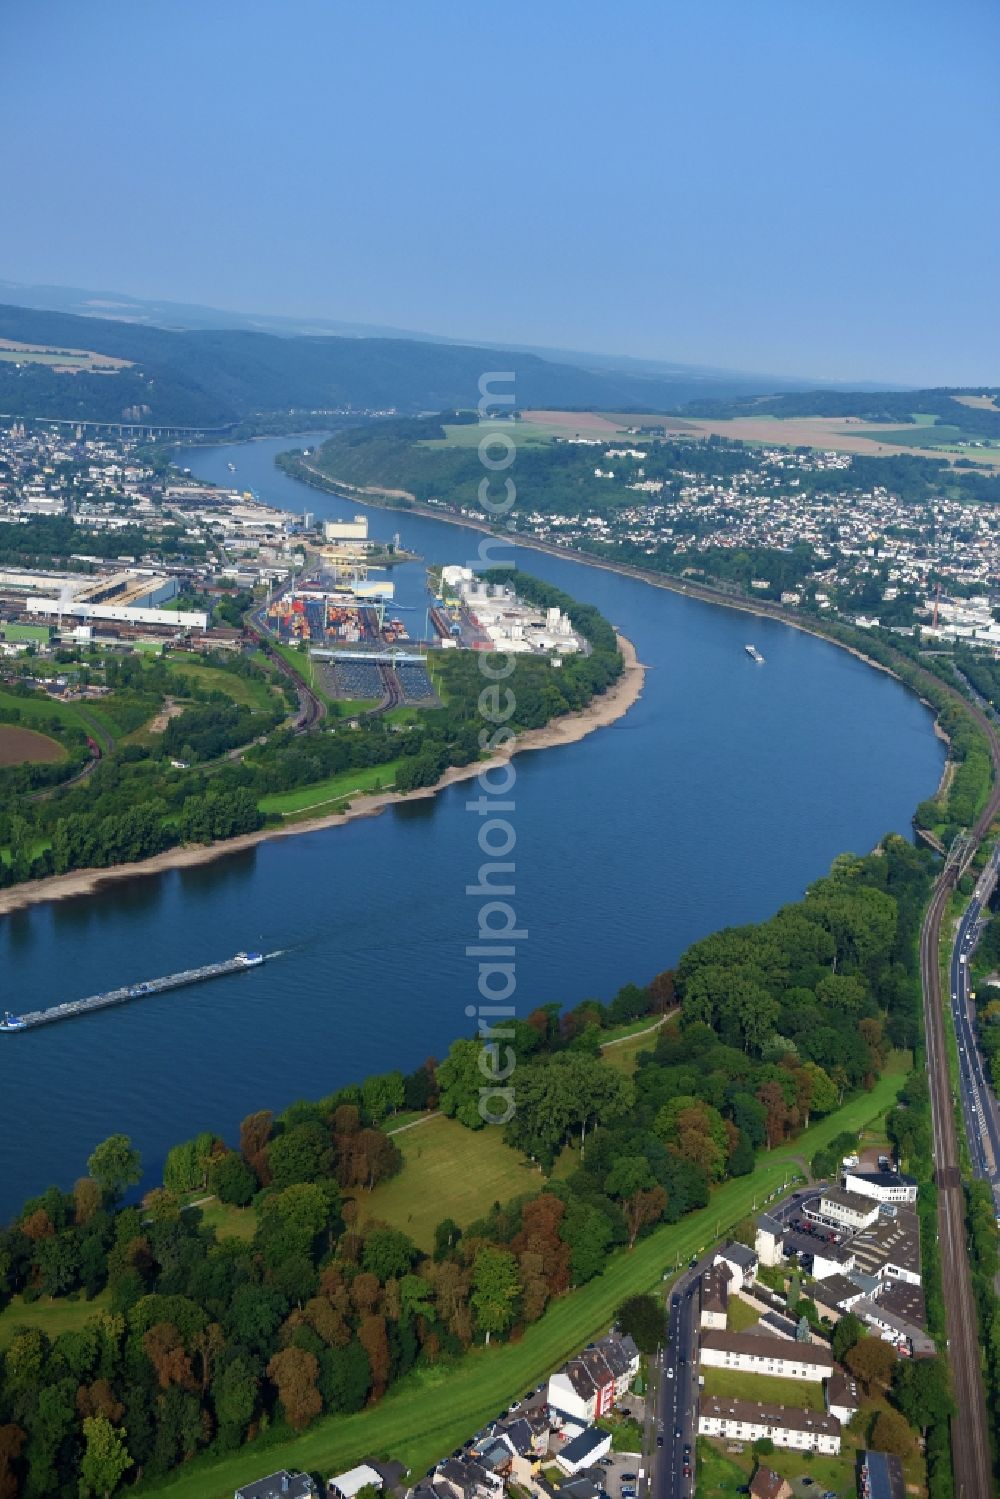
[0, 435, 945, 1218]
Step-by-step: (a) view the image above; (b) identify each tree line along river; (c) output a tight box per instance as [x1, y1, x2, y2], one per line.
[0, 434, 945, 1219]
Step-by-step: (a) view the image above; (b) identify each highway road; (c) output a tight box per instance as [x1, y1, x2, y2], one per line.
[950, 843, 1000, 1210]
[918, 678, 1000, 1499]
[649, 1262, 704, 1499]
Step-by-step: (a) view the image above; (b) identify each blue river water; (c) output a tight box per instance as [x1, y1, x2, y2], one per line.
[0, 435, 945, 1218]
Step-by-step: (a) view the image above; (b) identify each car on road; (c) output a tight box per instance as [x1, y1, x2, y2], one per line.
[666, 1366, 674, 1378]
[656, 1436, 663, 1447]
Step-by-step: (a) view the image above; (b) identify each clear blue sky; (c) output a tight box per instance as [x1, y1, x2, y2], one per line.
[5, 0, 998, 384]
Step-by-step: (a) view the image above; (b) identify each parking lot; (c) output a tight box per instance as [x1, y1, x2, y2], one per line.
[586, 1448, 644, 1498]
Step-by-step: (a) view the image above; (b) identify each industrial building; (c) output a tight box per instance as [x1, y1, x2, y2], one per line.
[0, 566, 209, 629]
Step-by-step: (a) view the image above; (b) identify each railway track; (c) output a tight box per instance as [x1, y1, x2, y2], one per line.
[918, 684, 1000, 1499]
[245, 616, 326, 733]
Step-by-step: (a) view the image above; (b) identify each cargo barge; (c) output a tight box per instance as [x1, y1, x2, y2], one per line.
[0, 951, 266, 1033]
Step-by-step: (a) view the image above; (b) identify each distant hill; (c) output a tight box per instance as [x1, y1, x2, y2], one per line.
[0, 298, 897, 432]
[679, 387, 1000, 441]
[1, 278, 905, 390]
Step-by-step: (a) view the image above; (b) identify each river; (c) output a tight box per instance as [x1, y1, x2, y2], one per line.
[0, 435, 945, 1218]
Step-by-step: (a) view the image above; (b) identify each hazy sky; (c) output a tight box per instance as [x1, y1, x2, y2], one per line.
[5, 0, 998, 384]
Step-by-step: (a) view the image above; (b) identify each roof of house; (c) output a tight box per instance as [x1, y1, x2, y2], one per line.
[861, 1450, 907, 1499]
[475, 1441, 513, 1474]
[558, 1478, 602, 1499]
[700, 1330, 833, 1368]
[554, 1331, 638, 1403]
[819, 1186, 878, 1215]
[756, 1213, 784, 1239]
[718, 1242, 758, 1269]
[237, 1473, 315, 1499]
[876, 1279, 926, 1328]
[825, 1370, 860, 1413]
[699, 1394, 840, 1439]
[558, 1427, 612, 1466]
[493, 1417, 533, 1455]
[850, 1206, 921, 1280]
[748, 1467, 789, 1499]
[844, 1169, 917, 1190]
[436, 1458, 492, 1495]
[700, 1264, 731, 1313]
[852, 1299, 936, 1357]
[811, 1273, 866, 1309]
[328, 1466, 382, 1499]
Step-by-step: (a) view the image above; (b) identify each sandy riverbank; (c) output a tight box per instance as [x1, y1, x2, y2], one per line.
[0, 636, 644, 918]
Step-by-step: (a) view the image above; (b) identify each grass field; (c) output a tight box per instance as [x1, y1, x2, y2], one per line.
[258, 761, 403, 819]
[0, 687, 87, 730]
[699, 1366, 824, 1413]
[351, 1114, 540, 1251]
[140, 1063, 908, 1499]
[0, 723, 66, 764]
[695, 1437, 857, 1499]
[0, 1290, 111, 1351]
[189, 1198, 258, 1242]
[164, 658, 278, 712]
[420, 421, 556, 450]
[600, 1015, 670, 1074]
[725, 1295, 761, 1333]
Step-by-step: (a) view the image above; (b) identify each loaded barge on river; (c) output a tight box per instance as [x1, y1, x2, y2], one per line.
[0, 951, 266, 1033]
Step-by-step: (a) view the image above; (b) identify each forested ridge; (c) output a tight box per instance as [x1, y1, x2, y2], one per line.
[0, 834, 934, 1496]
[0, 305, 799, 430]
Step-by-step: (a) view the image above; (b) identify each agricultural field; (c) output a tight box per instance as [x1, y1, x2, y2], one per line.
[420, 421, 557, 449]
[0, 337, 130, 371]
[522, 407, 1000, 468]
[0, 723, 66, 764]
[350, 1113, 540, 1251]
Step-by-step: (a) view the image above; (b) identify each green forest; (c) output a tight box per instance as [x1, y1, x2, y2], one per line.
[0, 835, 934, 1498]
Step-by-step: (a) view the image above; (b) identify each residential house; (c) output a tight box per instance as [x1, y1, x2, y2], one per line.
[434, 1458, 503, 1499]
[842, 1169, 918, 1206]
[699, 1330, 833, 1382]
[236, 1475, 316, 1499]
[327, 1466, 383, 1499]
[860, 1449, 906, 1499]
[554, 1426, 613, 1477]
[812, 1188, 880, 1233]
[850, 1207, 922, 1288]
[699, 1264, 730, 1329]
[547, 1331, 640, 1425]
[714, 1241, 758, 1293]
[755, 1214, 785, 1268]
[697, 1395, 841, 1455]
[748, 1467, 792, 1499]
[825, 1370, 860, 1426]
[852, 1298, 935, 1358]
